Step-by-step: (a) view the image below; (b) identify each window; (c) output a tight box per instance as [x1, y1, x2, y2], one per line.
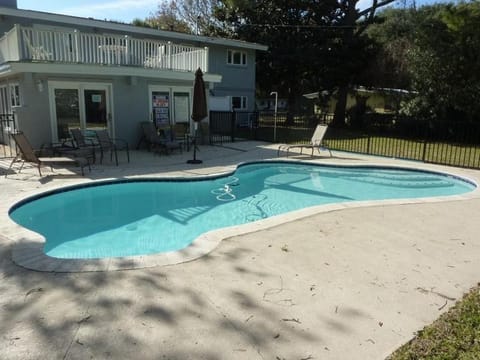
[227, 50, 247, 66]
[173, 92, 190, 123]
[231, 96, 247, 110]
[10, 84, 20, 107]
[0, 83, 20, 114]
[0, 86, 8, 114]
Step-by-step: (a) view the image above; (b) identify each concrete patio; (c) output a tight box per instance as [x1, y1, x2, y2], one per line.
[1, 142, 480, 359]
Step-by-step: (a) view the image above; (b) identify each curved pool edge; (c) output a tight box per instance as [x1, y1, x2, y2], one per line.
[6, 159, 480, 272]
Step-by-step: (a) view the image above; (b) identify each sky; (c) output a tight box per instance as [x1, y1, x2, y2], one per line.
[16, 0, 448, 25]
[17, 0, 160, 23]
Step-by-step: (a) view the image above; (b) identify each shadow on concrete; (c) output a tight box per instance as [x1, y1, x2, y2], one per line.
[0, 233, 348, 359]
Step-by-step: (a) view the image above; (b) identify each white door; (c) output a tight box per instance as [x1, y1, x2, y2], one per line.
[149, 86, 191, 130]
[49, 82, 112, 141]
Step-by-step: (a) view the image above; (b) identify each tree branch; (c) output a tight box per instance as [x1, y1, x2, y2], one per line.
[358, 0, 396, 18]
[355, 0, 395, 35]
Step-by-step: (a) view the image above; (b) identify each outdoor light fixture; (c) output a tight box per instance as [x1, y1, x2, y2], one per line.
[36, 80, 44, 92]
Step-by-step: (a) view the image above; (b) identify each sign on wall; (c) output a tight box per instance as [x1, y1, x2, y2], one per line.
[152, 92, 170, 127]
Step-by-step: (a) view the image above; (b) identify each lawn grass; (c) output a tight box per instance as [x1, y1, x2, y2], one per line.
[324, 136, 480, 169]
[255, 125, 480, 169]
[388, 285, 480, 360]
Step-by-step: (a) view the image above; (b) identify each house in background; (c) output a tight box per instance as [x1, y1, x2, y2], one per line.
[0, 0, 267, 148]
[256, 98, 289, 112]
[303, 87, 410, 117]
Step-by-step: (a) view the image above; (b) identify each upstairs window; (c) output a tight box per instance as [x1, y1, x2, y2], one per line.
[227, 50, 247, 66]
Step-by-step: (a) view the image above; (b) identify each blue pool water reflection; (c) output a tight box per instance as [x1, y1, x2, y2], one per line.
[9, 162, 475, 259]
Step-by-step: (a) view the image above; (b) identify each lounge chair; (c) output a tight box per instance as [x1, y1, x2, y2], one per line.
[138, 122, 182, 155]
[95, 129, 130, 166]
[277, 124, 332, 157]
[7, 132, 90, 176]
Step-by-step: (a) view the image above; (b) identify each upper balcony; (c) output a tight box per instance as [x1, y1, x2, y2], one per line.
[0, 25, 209, 73]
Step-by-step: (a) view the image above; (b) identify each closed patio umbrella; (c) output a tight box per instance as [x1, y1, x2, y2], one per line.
[187, 68, 208, 164]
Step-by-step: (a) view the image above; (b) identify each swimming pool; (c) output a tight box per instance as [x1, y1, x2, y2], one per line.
[9, 161, 476, 260]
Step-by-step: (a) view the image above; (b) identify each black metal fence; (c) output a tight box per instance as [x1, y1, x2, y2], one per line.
[209, 111, 260, 144]
[209, 110, 480, 169]
[325, 115, 480, 169]
[0, 113, 17, 158]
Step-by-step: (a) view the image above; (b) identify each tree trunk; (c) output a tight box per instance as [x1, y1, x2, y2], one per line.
[331, 3, 356, 128]
[285, 87, 297, 127]
[332, 85, 349, 127]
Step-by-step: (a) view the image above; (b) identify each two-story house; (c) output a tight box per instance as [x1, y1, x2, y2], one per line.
[0, 0, 267, 148]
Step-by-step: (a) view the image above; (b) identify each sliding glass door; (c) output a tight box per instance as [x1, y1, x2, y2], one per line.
[49, 82, 112, 141]
[54, 88, 80, 140]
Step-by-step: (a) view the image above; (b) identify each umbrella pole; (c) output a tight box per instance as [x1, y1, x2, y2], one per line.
[187, 122, 202, 164]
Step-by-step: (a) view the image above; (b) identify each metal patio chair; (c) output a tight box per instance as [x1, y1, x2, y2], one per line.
[95, 129, 130, 166]
[70, 128, 100, 163]
[138, 122, 182, 155]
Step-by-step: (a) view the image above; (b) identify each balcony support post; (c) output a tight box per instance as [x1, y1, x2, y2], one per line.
[203, 47, 209, 73]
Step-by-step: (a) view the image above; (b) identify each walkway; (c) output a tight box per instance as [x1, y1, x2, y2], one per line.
[1, 142, 479, 359]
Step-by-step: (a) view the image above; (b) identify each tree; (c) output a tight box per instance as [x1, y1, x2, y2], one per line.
[133, 0, 221, 35]
[132, 1, 191, 33]
[171, 0, 222, 35]
[365, 7, 417, 90]
[213, 0, 339, 121]
[211, 0, 396, 125]
[404, 2, 480, 122]
[325, 0, 396, 127]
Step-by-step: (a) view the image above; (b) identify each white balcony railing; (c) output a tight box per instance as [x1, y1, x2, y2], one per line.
[0, 25, 209, 73]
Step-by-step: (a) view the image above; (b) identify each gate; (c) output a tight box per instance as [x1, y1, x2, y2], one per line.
[209, 111, 259, 144]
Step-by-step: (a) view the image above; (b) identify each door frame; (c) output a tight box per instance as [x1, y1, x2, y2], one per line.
[48, 81, 113, 141]
[148, 85, 192, 129]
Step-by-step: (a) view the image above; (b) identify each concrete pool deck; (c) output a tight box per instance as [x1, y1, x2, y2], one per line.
[1, 142, 480, 359]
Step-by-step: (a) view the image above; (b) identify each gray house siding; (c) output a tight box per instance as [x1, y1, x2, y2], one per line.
[208, 46, 257, 111]
[15, 73, 51, 147]
[112, 77, 196, 147]
[8, 74, 199, 148]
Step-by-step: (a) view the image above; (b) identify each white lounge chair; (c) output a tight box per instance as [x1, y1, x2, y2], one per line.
[277, 124, 332, 157]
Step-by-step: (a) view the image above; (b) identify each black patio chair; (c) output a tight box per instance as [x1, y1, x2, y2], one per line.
[70, 128, 100, 163]
[138, 122, 182, 155]
[95, 129, 130, 166]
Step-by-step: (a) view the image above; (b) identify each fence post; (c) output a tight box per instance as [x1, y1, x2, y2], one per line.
[167, 41, 172, 69]
[422, 122, 428, 162]
[13, 24, 23, 61]
[124, 35, 129, 65]
[230, 111, 235, 142]
[74, 29, 80, 63]
[203, 47, 209, 73]
[422, 139, 427, 162]
[367, 135, 371, 154]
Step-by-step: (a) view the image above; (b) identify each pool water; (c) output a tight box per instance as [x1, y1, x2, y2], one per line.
[9, 162, 475, 259]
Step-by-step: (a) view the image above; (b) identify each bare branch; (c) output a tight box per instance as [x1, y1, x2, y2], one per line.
[358, 0, 396, 18]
